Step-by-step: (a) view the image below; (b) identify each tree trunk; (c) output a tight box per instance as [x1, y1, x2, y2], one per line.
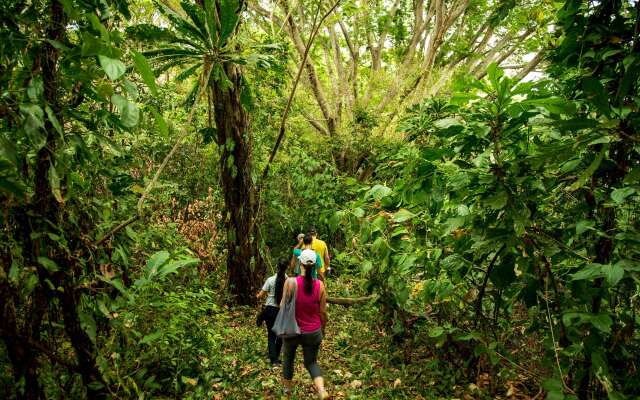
[211, 63, 264, 305]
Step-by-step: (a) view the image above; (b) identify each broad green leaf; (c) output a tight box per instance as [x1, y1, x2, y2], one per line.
[97, 300, 111, 318]
[623, 167, 640, 184]
[542, 378, 565, 400]
[48, 163, 64, 203]
[87, 13, 109, 41]
[98, 55, 126, 81]
[146, 251, 170, 275]
[140, 331, 162, 345]
[444, 216, 466, 234]
[484, 190, 508, 210]
[0, 177, 25, 197]
[87, 382, 104, 391]
[203, 0, 218, 43]
[0, 136, 17, 165]
[392, 209, 416, 223]
[590, 313, 612, 333]
[37, 256, 59, 273]
[567, 148, 605, 191]
[218, 0, 239, 45]
[110, 94, 139, 128]
[132, 51, 158, 96]
[576, 220, 594, 235]
[582, 77, 609, 115]
[552, 118, 598, 131]
[27, 77, 44, 101]
[601, 263, 623, 286]
[610, 187, 635, 204]
[45, 105, 63, 136]
[8, 260, 19, 283]
[615, 259, 640, 272]
[390, 226, 409, 237]
[149, 106, 169, 137]
[571, 263, 603, 281]
[78, 311, 97, 344]
[486, 62, 505, 91]
[428, 326, 445, 338]
[520, 97, 576, 115]
[433, 118, 463, 129]
[367, 184, 392, 201]
[361, 260, 373, 273]
[21, 104, 46, 150]
[158, 258, 200, 277]
[371, 236, 389, 258]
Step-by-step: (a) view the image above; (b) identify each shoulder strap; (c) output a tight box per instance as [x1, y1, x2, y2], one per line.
[284, 277, 298, 304]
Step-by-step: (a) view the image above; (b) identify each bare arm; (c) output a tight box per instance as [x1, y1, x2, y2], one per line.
[319, 281, 328, 328]
[323, 248, 330, 270]
[280, 278, 295, 307]
[256, 290, 267, 300]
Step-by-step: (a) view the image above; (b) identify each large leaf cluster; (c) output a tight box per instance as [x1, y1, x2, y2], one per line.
[337, 51, 639, 396]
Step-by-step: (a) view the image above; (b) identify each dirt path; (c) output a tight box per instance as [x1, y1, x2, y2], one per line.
[209, 278, 444, 399]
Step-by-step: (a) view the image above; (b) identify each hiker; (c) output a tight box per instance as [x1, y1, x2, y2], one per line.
[281, 249, 329, 399]
[256, 259, 288, 365]
[308, 226, 331, 279]
[290, 234, 321, 280]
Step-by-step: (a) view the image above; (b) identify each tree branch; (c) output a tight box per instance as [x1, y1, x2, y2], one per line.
[328, 295, 375, 306]
[513, 50, 545, 82]
[262, 0, 341, 181]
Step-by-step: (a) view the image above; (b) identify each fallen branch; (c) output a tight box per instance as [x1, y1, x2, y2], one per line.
[327, 295, 375, 306]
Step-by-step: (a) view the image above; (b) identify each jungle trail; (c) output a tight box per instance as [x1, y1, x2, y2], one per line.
[1, 0, 639, 399]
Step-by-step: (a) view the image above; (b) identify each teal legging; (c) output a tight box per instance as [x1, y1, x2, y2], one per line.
[282, 329, 323, 380]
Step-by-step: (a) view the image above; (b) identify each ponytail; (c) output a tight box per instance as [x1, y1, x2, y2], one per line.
[274, 258, 288, 305]
[303, 262, 314, 295]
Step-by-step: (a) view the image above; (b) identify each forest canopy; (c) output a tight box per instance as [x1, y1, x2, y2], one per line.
[1, 0, 639, 399]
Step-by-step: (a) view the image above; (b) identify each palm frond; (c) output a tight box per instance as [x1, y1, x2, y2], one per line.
[126, 24, 179, 43]
[175, 63, 203, 81]
[143, 47, 202, 59]
[180, 1, 210, 44]
[183, 80, 202, 110]
[153, 58, 195, 75]
[154, 0, 208, 46]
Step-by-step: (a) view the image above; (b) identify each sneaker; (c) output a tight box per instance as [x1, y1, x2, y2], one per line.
[318, 390, 330, 399]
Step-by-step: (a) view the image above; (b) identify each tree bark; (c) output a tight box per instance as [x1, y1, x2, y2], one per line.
[281, 2, 337, 136]
[211, 62, 263, 305]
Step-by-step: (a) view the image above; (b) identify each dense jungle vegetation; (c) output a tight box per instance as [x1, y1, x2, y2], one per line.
[1, 0, 639, 398]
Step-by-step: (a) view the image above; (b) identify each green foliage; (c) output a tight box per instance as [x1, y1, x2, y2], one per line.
[337, 46, 640, 396]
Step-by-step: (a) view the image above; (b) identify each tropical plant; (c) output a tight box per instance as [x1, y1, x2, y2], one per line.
[129, 0, 278, 304]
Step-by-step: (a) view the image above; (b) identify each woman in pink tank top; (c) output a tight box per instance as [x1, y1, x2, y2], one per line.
[281, 249, 329, 399]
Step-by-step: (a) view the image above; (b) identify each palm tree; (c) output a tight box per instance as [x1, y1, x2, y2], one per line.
[130, 0, 266, 304]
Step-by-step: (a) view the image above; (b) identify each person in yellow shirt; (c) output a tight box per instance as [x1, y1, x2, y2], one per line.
[308, 226, 330, 280]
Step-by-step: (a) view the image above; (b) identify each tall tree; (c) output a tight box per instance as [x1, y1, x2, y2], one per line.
[130, 0, 264, 304]
[251, 0, 551, 172]
[1, 0, 148, 396]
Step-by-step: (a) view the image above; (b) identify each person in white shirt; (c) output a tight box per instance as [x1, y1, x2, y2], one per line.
[256, 259, 288, 365]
